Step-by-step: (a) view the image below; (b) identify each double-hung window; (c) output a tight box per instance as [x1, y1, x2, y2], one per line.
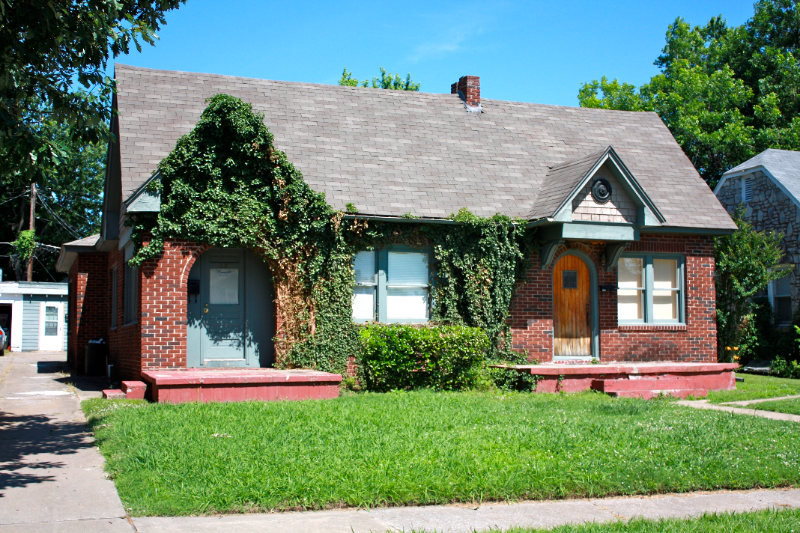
[769, 268, 793, 325]
[352, 247, 431, 323]
[618, 255, 684, 324]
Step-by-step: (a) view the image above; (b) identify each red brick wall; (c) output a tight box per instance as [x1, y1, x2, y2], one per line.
[509, 234, 718, 363]
[139, 239, 208, 374]
[67, 254, 109, 373]
[107, 246, 142, 380]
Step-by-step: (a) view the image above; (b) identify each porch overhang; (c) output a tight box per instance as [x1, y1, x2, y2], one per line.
[533, 221, 636, 271]
[535, 221, 637, 242]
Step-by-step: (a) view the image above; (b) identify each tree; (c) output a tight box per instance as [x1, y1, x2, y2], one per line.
[1, 96, 106, 281]
[715, 208, 788, 361]
[338, 67, 420, 91]
[578, 1, 800, 188]
[0, 0, 185, 189]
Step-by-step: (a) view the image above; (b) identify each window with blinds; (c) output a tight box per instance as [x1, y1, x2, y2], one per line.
[352, 247, 431, 323]
[618, 255, 684, 324]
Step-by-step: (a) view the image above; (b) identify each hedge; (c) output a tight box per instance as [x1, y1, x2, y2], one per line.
[358, 323, 489, 391]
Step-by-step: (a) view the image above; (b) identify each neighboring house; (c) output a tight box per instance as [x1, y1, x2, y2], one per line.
[715, 149, 800, 325]
[57, 65, 736, 381]
[0, 281, 68, 352]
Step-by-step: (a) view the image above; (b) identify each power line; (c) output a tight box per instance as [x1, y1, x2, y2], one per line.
[34, 255, 58, 282]
[0, 191, 30, 207]
[37, 194, 82, 239]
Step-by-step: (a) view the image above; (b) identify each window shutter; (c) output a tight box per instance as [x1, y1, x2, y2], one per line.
[743, 177, 753, 203]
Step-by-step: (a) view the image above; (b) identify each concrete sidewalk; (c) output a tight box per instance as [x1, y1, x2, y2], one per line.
[131, 488, 800, 532]
[0, 351, 130, 532]
[677, 399, 800, 422]
[1, 352, 798, 533]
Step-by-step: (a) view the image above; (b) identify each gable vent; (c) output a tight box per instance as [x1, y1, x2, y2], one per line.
[742, 176, 753, 203]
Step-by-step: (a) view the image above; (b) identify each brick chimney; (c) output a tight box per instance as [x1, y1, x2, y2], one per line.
[451, 76, 480, 107]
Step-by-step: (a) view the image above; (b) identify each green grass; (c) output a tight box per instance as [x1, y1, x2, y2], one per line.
[82, 391, 800, 516]
[752, 397, 800, 416]
[707, 373, 800, 403]
[459, 508, 800, 532]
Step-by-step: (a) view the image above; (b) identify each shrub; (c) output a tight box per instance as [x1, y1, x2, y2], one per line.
[358, 323, 489, 391]
[486, 349, 540, 392]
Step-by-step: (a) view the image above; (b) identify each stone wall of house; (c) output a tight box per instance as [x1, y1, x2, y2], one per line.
[717, 170, 799, 311]
[67, 253, 109, 374]
[572, 163, 637, 223]
[509, 234, 718, 363]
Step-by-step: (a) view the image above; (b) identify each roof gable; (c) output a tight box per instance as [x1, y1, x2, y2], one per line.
[717, 149, 800, 210]
[533, 147, 664, 225]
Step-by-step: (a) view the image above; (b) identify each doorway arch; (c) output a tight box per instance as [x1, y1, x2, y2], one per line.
[186, 247, 274, 368]
[552, 250, 599, 360]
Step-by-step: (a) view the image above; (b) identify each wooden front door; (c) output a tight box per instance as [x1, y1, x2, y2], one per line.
[553, 254, 592, 357]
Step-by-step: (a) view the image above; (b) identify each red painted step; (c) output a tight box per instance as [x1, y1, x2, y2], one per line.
[102, 389, 125, 399]
[610, 389, 709, 399]
[121, 381, 147, 400]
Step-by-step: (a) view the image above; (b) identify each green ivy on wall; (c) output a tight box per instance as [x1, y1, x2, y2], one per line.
[129, 94, 535, 374]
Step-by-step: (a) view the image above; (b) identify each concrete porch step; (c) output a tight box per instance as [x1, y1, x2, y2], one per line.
[102, 389, 125, 399]
[608, 389, 709, 399]
[592, 377, 709, 393]
[141, 368, 343, 403]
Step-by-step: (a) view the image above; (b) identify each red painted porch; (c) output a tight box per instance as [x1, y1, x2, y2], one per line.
[139, 368, 343, 403]
[506, 362, 738, 399]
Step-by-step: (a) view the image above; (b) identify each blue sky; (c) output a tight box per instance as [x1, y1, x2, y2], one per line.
[115, 0, 755, 107]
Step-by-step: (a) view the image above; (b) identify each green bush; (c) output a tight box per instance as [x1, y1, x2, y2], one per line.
[486, 349, 540, 392]
[358, 323, 489, 391]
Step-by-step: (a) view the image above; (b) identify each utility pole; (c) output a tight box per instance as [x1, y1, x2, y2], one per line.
[26, 182, 35, 281]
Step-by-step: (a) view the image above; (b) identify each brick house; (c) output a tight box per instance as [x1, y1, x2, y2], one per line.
[57, 65, 736, 382]
[715, 148, 800, 325]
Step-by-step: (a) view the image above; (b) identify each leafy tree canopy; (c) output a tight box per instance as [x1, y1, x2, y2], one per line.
[339, 67, 420, 91]
[578, 0, 800, 188]
[0, 0, 185, 188]
[1, 95, 105, 281]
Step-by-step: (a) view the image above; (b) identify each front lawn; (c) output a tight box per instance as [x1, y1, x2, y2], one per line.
[478, 508, 800, 533]
[83, 391, 800, 516]
[706, 373, 800, 403]
[752, 398, 800, 416]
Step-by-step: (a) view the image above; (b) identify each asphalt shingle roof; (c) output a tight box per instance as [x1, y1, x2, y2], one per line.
[114, 64, 735, 230]
[529, 149, 608, 220]
[726, 149, 800, 204]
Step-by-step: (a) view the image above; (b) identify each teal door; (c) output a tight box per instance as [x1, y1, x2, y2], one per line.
[187, 248, 274, 367]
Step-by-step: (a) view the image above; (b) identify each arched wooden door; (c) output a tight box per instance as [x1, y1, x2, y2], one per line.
[553, 254, 592, 357]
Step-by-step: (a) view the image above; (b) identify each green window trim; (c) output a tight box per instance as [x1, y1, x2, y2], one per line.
[352, 245, 433, 324]
[617, 254, 685, 325]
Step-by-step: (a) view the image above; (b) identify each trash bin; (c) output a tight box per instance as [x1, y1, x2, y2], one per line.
[84, 341, 108, 376]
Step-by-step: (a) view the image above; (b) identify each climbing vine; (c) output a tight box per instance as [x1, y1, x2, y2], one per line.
[129, 94, 535, 374]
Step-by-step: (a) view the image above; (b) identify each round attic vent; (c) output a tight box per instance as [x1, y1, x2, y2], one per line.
[591, 179, 612, 204]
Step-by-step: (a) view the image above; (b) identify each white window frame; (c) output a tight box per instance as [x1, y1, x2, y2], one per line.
[768, 265, 793, 325]
[617, 254, 685, 325]
[352, 246, 432, 323]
